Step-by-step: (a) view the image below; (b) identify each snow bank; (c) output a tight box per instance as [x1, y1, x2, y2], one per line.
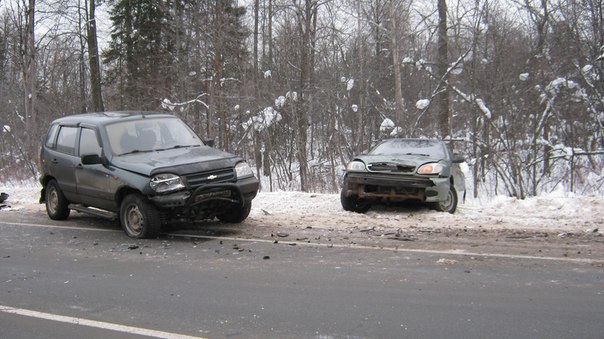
[2, 181, 601, 233]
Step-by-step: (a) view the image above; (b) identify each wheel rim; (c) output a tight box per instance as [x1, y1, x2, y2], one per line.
[48, 187, 59, 214]
[440, 190, 454, 211]
[125, 204, 144, 235]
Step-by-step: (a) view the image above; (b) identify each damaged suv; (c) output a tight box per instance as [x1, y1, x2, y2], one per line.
[39, 111, 259, 238]
[341, 138, 465, 214]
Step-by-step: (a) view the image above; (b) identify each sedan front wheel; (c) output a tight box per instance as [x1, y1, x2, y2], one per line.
[340, 189, 371, 213]
[433, 185, 458, 214]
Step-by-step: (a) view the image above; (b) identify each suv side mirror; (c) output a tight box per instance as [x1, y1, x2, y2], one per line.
[452, 153, 465, 163]
[204, 139, 215, 147]
[81, 154, 103, 165]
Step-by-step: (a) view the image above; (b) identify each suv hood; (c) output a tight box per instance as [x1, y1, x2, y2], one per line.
[111, 146, 241, 176]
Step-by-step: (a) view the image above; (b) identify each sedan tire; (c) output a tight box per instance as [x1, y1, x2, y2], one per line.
[120, 193, 161, 238]
[340, 189, 371, 213]
[433, 185, 458, 214]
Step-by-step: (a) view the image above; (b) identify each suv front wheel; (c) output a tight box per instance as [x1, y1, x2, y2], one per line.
[217, 201, 252, 223]
[120, 193, 161, 238]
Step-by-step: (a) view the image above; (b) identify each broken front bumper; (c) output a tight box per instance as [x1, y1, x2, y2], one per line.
[149, 176, 259, 208]
[343, 172, 450, 202]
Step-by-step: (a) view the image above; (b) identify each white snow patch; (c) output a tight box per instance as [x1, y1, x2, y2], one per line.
[519, 73, 529, 81]
[275, 96, 286, 108]
[379, 118, 395, 132]
[346, 79, 355, 91]
[475, 98, 492, 119]
[416, 99, 430, 110]
[390, 126, 403, 136]
[242, 107, 282, 132]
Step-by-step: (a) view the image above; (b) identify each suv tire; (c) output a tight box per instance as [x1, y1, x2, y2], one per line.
[217, 201, 252, 223]
[45, 179, 71, 220]
[120, 193, 161, 238]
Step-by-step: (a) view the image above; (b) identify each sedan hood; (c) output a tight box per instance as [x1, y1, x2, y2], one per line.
[355, 154, 442, 167]
[111, 146, 241, 176]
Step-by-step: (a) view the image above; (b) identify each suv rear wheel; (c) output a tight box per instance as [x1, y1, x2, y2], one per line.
[120, 193, 161, 238]
[45, 179, 70, 220]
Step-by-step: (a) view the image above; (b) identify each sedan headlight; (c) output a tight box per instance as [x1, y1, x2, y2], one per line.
[235, 162, 254, 178]
[346, 160, 367, 172]
[417, 163, 444, 175]
[150, 173, 185, 193]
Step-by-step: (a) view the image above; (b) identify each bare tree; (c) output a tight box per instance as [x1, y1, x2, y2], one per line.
[87, 0, 104, 112]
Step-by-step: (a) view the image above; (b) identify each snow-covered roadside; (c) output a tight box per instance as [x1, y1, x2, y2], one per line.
[1, 180, 601, 234]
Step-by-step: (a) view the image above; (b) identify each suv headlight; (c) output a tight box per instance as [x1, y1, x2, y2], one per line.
[150, 173, 185, 193]
[346, 160, 366, 172]
[417, 163, 444, 175]
[235, 162, 254, 179]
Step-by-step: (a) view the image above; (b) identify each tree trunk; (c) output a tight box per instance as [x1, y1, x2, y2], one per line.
[87, 0, 104, 112]
[23, 0, 37, 161]
[390, 0, 404, 129]
[437, 0, 450, 138]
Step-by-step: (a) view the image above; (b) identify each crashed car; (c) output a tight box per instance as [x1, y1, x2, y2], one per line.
[340, 138, 465, 213]
[39, 111, 259, 238]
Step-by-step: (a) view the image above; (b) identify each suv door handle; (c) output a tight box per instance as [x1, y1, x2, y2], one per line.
[51, 159, 58, 164]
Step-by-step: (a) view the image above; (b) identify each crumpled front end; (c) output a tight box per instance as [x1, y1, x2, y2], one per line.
[148, 174, 258, 222]
[343, 172, 450, 203]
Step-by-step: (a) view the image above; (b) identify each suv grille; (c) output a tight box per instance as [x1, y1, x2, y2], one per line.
[185, 168, 235, 189]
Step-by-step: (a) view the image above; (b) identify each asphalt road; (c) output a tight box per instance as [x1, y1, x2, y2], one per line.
[1, 213, 603, 338]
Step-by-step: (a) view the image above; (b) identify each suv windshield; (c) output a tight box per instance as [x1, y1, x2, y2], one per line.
[370, 139, 447, 158]
[106, 117, 203, 155]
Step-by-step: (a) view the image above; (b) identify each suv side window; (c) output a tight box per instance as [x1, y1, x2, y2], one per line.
[55, 126, 78, 155]
[79, 128, 102, 156]
[45, 124, 60, 148]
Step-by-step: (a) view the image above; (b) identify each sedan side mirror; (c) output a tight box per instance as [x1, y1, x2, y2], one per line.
[452, 153, 465, 163]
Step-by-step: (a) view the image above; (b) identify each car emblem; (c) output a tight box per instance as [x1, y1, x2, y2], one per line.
[207, 175, 218, 180]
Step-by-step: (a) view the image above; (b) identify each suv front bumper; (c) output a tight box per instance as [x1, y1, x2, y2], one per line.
[149, 176, 259, 208]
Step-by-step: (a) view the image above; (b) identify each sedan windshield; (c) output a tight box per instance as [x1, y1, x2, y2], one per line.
[106, 117, 203, 155]
[370, 139, 447, 158]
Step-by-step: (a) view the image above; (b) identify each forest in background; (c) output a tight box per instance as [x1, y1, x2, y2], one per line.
[0, 0, 603, 198]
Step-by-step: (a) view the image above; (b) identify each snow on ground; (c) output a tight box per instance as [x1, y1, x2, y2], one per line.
[1, 180, 602, 234]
